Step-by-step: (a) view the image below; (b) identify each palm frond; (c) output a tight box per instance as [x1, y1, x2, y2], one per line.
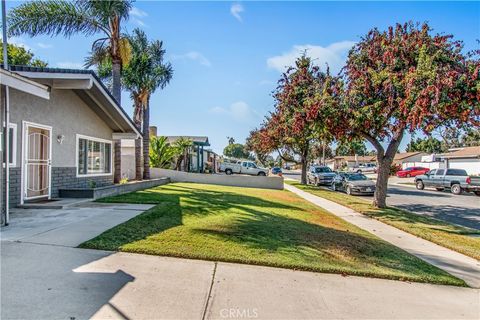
[8, 0, 109, 38]
[81, 0, 132, 26]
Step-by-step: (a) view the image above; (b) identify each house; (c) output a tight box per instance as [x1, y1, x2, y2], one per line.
[165, 136, 213, 173]
[1, 66, 140, 209]
[442, 146, 480, 175]
[393, 152, 428, 166]
[326, 155, 376, 170]
[1, 67, 50, 224]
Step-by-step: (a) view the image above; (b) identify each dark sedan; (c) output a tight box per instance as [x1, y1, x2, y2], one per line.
[331, 172, 376, 195]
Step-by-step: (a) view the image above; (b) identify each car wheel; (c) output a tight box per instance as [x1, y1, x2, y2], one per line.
[314, 178, 319, 186]
[474, 191, 480, 197]
[435, 188, 445, 191]
[258, 171, 266, 176]
[416, 180, 424, 190]
[225, 169, 233, 175]
[406, 173, 411, 178]
[331, 183, 336, 191]
[356, 170, 362, 173]
[451, 184, 462, 195]
[346, 186, 352, 195]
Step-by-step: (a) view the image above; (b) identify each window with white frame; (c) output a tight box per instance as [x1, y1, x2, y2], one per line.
[1, 123, 17, 166]
[77, 136, 112, 176]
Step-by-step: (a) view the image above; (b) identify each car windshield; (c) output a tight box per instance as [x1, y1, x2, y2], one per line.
[347, 174, 368, 181]
[315, 167, 332, 173]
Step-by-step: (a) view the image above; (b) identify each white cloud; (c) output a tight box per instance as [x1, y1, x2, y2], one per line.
[130, 7, 148, 18]
[37, 42, 53, 49]
[230, 3, 244, 22]
[130, 7, 148, 27]
[132, 17, 147, 27]
[171, 51, 211, 67]
[210, 101, 259, 122]
[267, 41, 356, 74]
[56, 62, 84, 69]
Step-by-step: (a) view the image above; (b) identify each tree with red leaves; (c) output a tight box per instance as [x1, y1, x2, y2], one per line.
[250, 55, 334, 184]
[334, 22, 479, 208]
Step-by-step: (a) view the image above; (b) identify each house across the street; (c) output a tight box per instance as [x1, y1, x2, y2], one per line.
[165, 135, 215, 173]
[326, 155, 376, 171]
[442, 146, 480, 175]
[1, 66, 140, 209]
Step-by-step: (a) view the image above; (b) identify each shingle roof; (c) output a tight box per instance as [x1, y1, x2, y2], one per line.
[443, 146, 480, 158]
[333, 155, 376, 162]
[393, 152, 425, 160]
[6, 65, 139, 134]
[165, 136, 210, 146]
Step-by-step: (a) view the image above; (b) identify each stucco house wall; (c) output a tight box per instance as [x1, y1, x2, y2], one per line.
[8, 88, 114, 205]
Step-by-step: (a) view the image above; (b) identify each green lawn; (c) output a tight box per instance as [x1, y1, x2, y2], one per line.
[286, 180, 480, 260]
[80, 182, 465, 286]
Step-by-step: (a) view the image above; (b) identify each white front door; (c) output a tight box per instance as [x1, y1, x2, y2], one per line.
[23, 122, 52, 201]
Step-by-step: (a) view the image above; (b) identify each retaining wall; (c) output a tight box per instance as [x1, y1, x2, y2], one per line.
[151, 168, 283, 190]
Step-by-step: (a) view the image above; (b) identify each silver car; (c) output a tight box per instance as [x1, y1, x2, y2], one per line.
[307, 166, 337, 186]
[331, 172, 376, 195]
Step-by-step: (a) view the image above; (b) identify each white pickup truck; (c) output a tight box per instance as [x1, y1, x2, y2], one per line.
[219, 160, 268, 176]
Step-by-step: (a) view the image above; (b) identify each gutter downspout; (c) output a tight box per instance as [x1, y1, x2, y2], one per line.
[2, 0, 10, 225]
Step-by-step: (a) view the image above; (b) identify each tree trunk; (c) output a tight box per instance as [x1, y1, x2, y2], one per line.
[111, 60, 122, 105]
[142, 98, 151, 180]
[373, 157, 392, 208]
[113, 140, 122, 183]
[135, 138, 142, 180]
[368, 129, 404, 208]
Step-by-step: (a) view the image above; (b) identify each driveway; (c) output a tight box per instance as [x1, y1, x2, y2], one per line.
[284, 172, 480, 230]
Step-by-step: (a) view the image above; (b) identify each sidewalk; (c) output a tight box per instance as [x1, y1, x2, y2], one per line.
[284, 183, 480, 288]
[2, 241, 479, 320]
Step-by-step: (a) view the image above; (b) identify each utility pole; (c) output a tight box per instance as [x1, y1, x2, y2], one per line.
[2, 0, 10, 225]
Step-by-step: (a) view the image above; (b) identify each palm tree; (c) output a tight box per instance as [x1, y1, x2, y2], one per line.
[173, 137, 193, 171]
[8, 0, 132, 105]
[122, 28, 172, 180]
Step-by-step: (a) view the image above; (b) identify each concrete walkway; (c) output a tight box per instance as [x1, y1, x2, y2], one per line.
[284, 183, 480, 288]
[2, 242, 479, 320]
[1, 202, 154, 246]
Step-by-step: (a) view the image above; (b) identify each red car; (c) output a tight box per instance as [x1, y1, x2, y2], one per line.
[396, 166, 430, 178]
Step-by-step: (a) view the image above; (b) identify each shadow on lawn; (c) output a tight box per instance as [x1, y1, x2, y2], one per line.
[83, 183, 460, 283]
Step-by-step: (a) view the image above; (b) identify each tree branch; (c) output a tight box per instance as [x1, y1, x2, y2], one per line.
[360, 131, 385, 155]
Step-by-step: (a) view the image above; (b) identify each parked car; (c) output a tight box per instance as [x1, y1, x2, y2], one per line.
[349, 163, 377, 174]
[331, 172, 376, 195]
[270, 167, 283, 177]
[307, 165, 337, 186]
[396, 166, 430, 178]
[415, 168, 480, 196]
[219, 160, 268, 176]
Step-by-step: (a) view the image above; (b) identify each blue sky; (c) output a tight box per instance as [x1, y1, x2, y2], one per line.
[5, 1, 480, 154]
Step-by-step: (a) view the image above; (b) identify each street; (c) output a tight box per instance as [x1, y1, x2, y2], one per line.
[283, 171, 480, 230]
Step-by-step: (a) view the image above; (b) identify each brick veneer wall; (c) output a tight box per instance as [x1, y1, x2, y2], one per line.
[50, 167, 113, 198]
[6, 167, 113, 207]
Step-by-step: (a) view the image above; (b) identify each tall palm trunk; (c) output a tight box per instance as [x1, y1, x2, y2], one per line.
[142, 95, 151, 179]
[109, 16, 123, 183]
[110, 16, 122, 105]
[133, 96, 142, 180]
[112, 60, 122, 104]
